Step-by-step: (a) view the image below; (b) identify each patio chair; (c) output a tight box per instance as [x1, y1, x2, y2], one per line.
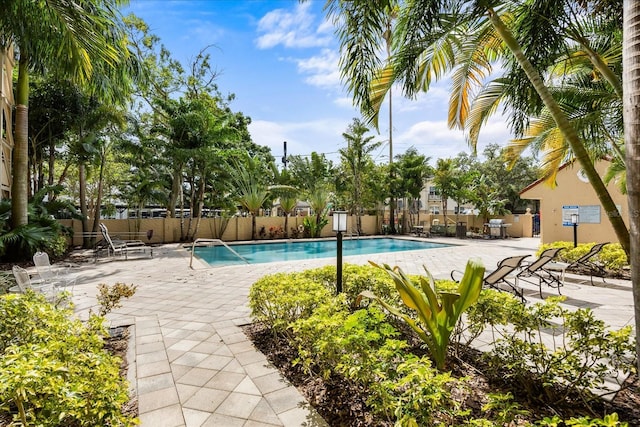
[33, 251, 78, 293]
[12, 265, 58, 302]
[516, 247, 565, 298]
[451, 254, 530, 302]
[98, 223, 152, 260]
[566, 242, 609, 285]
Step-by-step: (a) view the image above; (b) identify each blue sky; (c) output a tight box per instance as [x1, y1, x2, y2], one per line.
[126, 0, 512, 164]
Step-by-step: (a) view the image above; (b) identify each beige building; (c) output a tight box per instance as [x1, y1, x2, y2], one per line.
[520, 160, 627, 245]
[0, 45, 14, 200]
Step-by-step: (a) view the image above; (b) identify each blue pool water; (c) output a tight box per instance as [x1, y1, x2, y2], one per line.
[193, 238, 450, 267]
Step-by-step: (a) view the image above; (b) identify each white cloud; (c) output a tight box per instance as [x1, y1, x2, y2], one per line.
[334, 97, 354, 108]
[294, 49, 342, 88]
[390, 114, 513, 162]
[249, 118, 353, 161]
[255, 3, 332, 49]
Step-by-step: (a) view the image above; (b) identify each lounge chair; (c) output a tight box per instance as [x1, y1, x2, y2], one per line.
[12, 265, 58, 302]
[97, 223, 153, 260]
[33, 251, 78, 293]
[451, 254, 530, 302]
[566, 242, 609, 285]
[517, 247, 565, 298]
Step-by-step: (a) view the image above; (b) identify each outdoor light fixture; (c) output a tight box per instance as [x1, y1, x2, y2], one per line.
[571, 213, 579, 248]
[332, 211, 348, 294]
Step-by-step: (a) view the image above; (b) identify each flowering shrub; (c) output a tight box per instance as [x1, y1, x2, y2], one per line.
[268, 226, 284, 239]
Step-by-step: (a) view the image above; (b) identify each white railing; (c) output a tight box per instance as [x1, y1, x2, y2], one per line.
[189, 238, 249, 269]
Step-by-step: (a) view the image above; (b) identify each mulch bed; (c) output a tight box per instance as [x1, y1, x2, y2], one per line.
[105, 326, 139, 420]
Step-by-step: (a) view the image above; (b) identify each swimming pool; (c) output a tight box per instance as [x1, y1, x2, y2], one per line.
[193, 238, 450, 267]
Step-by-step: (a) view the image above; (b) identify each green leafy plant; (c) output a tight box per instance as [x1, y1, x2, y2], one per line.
[0, 292, 137, 426]
[537, 413, 628, 427]
[249, 272, 332, 337]
[387, 355, 463, 426]
[96, 283, 138, 316]
[300, 263, 401, 307]
[0, 185, 80, 261]
[302, 215, 328, 238]
[451, 287, 523, 351]
[485, 297, 636, 403]
[359, 259, 485, 370]
[481, 392, 529, 425]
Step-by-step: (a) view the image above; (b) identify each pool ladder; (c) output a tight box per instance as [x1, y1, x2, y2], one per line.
[346, 226, 360, 239]
[190, 238, 249, 269]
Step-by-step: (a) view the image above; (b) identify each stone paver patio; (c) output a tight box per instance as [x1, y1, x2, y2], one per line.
[66, 236, 635, 427]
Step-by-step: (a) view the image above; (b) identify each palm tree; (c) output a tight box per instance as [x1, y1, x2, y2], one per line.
[339, 118, 381, 234]
[327, 0, 630, 256]
[233, 157, 270, 240]
[622, 0, 640, 373]
[394, 148, 432, 229]
[432, 158, 456, 234]
[0, 0, 131, 228]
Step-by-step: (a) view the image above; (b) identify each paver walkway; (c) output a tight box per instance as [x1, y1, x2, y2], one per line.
[68, 237, 635, 427]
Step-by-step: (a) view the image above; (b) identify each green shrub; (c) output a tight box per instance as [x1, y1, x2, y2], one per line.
[485, 297, 636, 402]
[452, 288, 522, 350]
[598, 243, 628, 271]
[384, 355, 464, 427]
[537, 413, 628, 426]
[291, 304, 402, 380]
[290, 301, 460, 425]
[45, 233, 69, 258]
[249, 272, 333, 337]
[539, 241, 628, 272]
[300, 263, 401, 306]
[96, 282, 138, 316]
[0, 292, 136, 426]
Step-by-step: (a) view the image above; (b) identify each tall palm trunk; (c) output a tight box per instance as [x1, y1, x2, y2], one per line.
[488, 8, 630, 257]
[385, 16, 396, 235]
[11, 56, 29, 228]
[622, 0, 640, 373]
[167, 164, 183, 218]
[79, 163, 92, 248]
[252, 212, 257, 240]
[90, 151, 107, 247]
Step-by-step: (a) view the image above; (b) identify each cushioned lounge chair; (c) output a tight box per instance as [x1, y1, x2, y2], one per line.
[517, 247, 565, 298]
[451, 254, 530, 302]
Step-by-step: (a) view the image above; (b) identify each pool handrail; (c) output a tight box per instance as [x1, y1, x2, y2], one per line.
[190, 238, 250, 268]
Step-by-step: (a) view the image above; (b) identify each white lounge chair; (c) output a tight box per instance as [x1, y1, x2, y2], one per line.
[33, 251, 78, 293]
[97, 223, 153, 260]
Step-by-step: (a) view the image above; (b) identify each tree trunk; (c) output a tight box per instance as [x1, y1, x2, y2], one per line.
[11, 56, 29, 228]
[488, 8, 631, 257]
[166, 164, 183, 218]
[189, 174, 206, 241]
[284, 213, 289, 238]
[622, 0, 640, 373]
[90, 152, 106, 247]
[252, 213, 257, 240]
[79, 163, 91, 248]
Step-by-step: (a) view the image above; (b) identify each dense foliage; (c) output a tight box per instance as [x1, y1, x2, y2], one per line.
[0, 292, 136, 426]
[249, 263, 636, 426]
[0, 185, 80, 261]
